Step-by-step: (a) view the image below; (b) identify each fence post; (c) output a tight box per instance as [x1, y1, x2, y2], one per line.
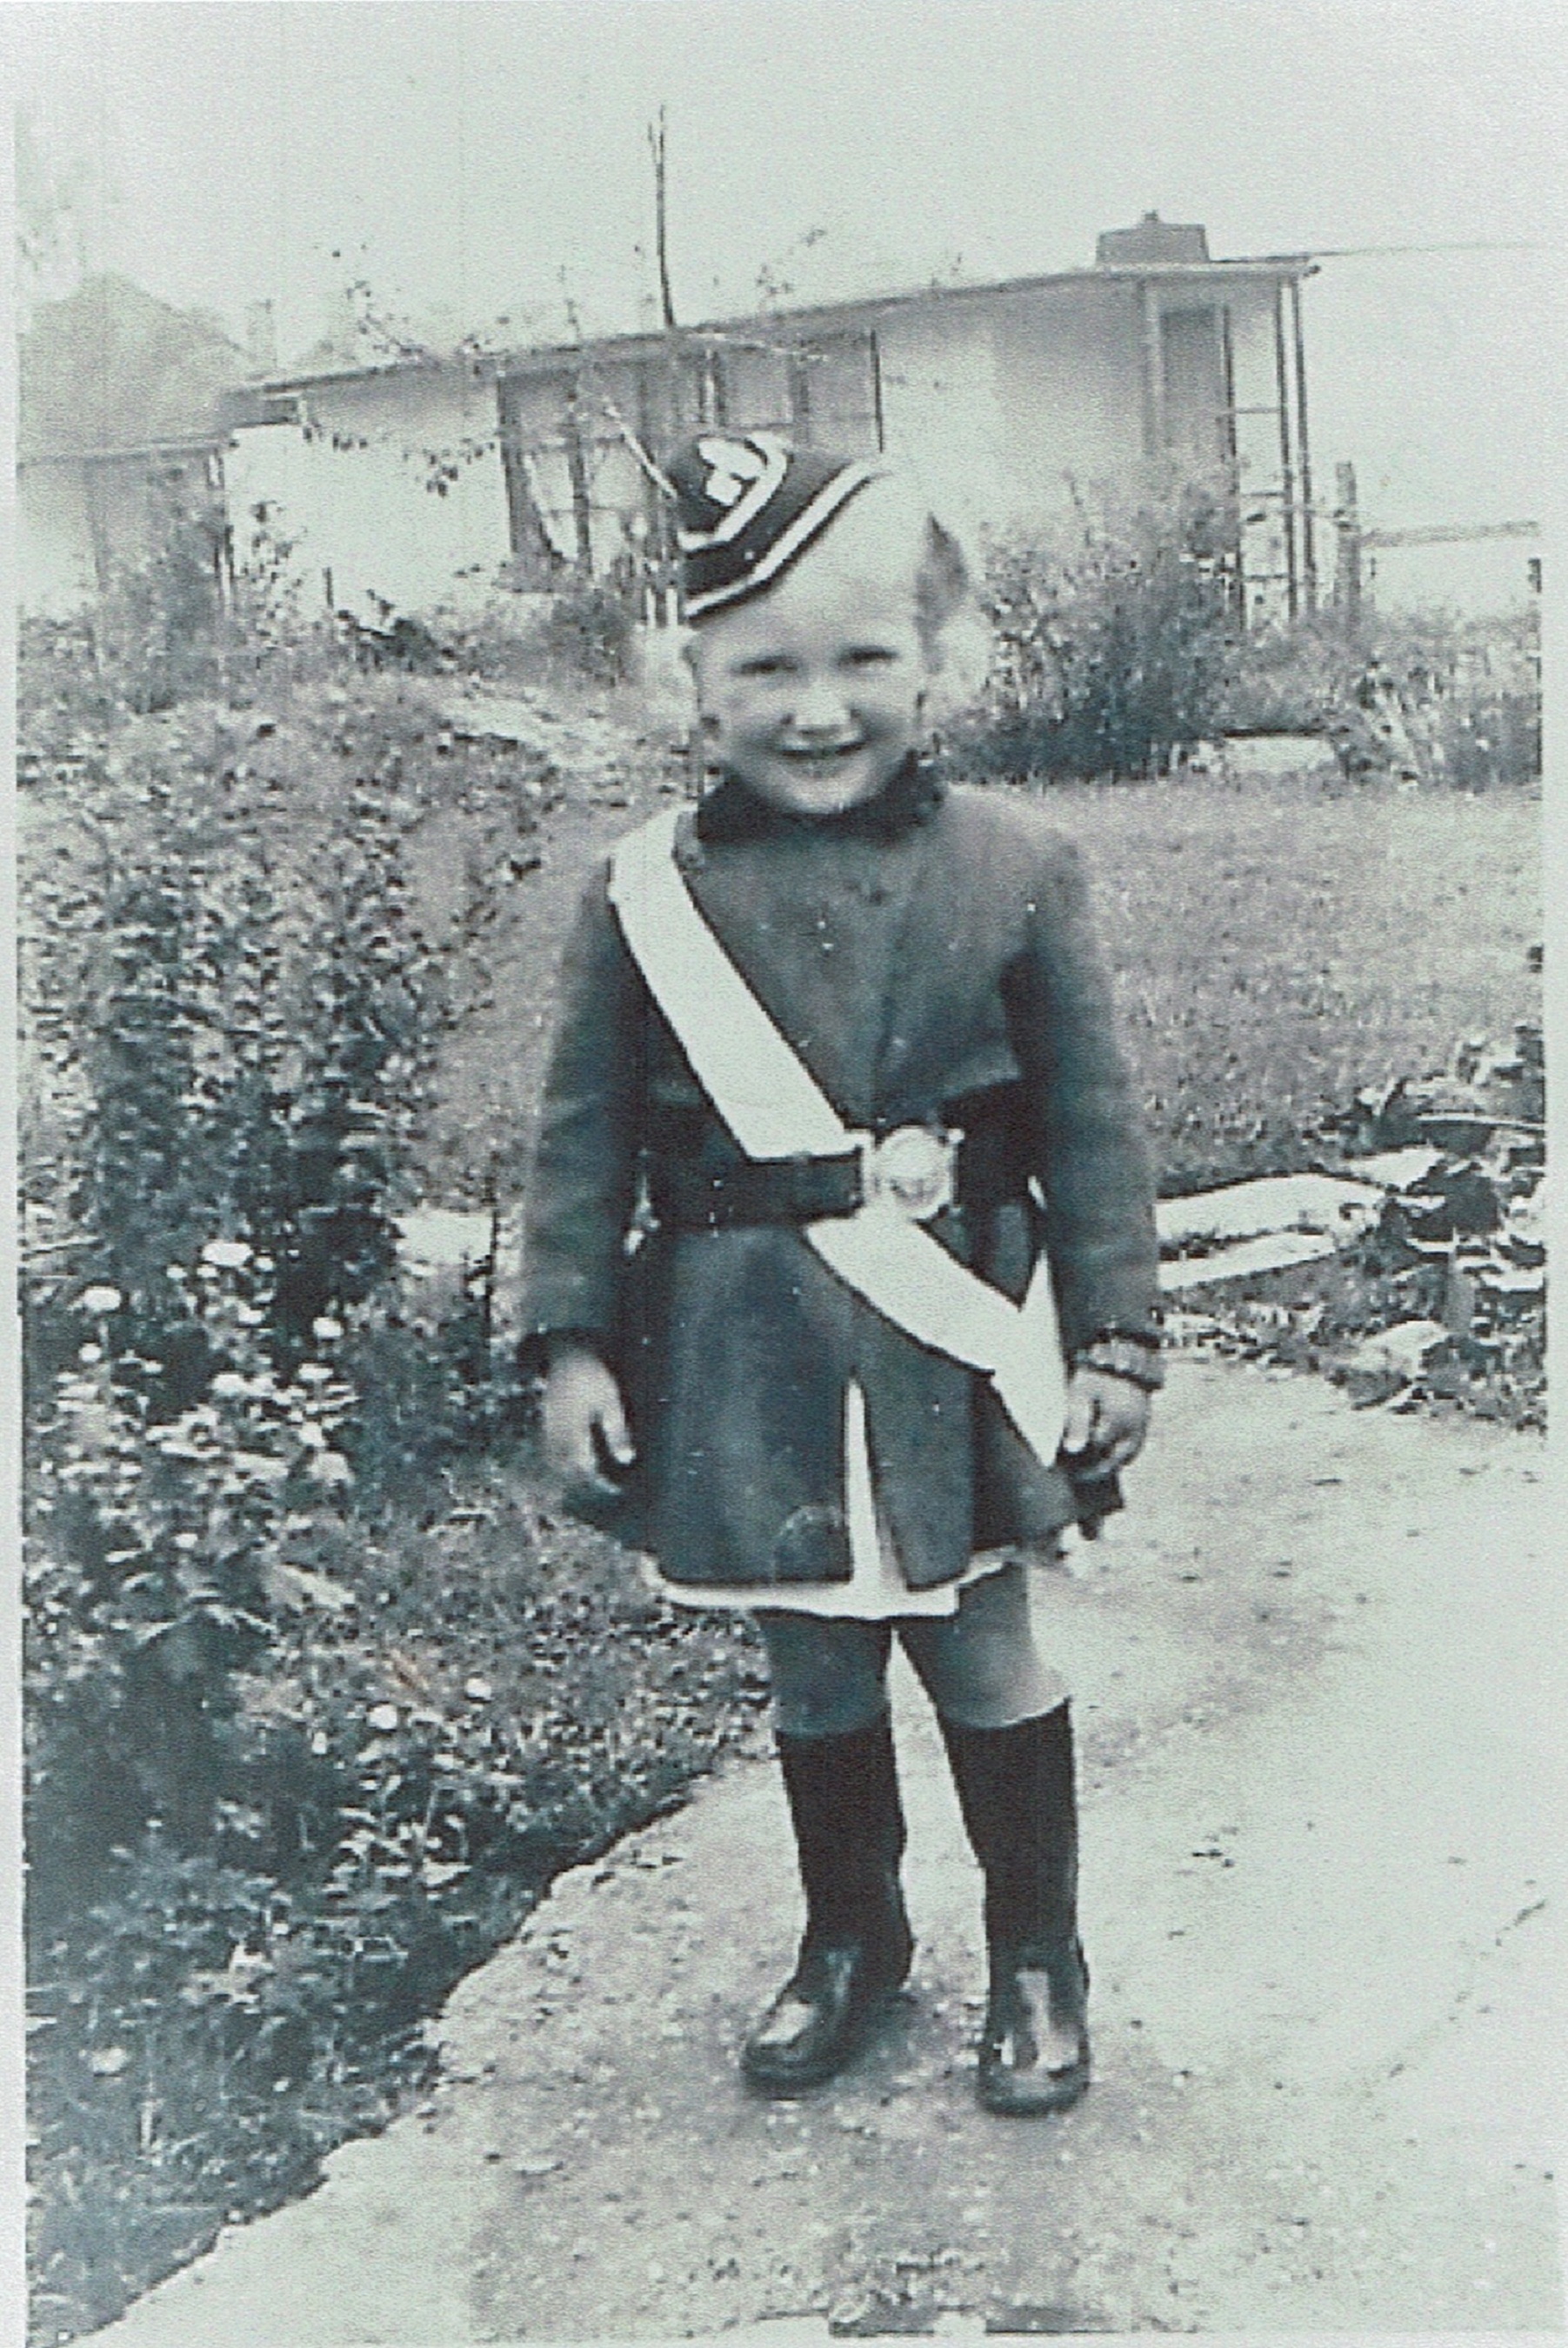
[1334, 460, 1363, 630]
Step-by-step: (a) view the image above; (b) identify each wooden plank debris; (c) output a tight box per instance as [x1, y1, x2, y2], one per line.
[1157, 1171, 1385, 1251]
[1159, 1230, 1340, 1293]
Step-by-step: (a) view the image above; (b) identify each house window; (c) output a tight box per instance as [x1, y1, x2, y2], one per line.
[795, 333, 882, 454]
[710, 344, 792, 437]
[704, 332, 882, 454]
[496, 327, 884, 596]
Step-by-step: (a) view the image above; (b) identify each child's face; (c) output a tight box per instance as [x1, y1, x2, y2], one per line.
[688, 517, 932, 819]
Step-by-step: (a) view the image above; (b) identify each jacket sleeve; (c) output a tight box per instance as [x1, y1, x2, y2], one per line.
[517, 859, 644, 1360]
[1004, 836, 1161, 1356]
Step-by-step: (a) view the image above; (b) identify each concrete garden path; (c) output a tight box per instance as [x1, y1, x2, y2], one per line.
[87, 1359, 1564, 2343]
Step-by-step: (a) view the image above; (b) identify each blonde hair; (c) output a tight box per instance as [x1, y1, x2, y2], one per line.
[917, 520, 994, 723]
[829, 470, 993, 721]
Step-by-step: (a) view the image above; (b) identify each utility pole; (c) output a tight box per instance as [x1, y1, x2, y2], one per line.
[649, 106, 677, 331]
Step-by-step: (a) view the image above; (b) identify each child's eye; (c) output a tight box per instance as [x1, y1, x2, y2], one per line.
[735, 657, 792, 679]
[843, 647, 897, 668]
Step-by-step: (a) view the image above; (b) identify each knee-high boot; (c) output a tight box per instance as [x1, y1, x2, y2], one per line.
[938, 1704, 1091, 2116]
[741, 1711, 914, 2096]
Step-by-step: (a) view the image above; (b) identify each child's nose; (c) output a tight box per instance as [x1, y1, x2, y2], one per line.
[788, 676, 851, 734]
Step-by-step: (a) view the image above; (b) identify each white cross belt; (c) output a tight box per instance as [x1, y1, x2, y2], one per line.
[607, 807, 1068, 1468]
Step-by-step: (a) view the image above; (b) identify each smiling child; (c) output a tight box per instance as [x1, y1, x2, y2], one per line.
[521, 431, 1161, 2112]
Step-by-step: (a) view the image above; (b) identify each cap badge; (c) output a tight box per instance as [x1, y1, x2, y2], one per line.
[697, 436, 768, 508]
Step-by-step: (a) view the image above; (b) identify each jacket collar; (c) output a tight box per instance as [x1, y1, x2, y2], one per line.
[694, 754, 945, 845]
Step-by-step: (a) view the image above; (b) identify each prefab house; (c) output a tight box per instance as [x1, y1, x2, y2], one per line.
[229, 217, 1321, 628]
[490, 215, 1318, 624]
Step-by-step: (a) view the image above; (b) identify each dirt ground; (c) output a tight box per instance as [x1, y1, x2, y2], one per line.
[82, 1355, 1564, 2343]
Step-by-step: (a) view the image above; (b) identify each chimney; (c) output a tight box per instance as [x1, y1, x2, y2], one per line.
[244, 298, 277, 375]
[1096, 213, 1211, 267]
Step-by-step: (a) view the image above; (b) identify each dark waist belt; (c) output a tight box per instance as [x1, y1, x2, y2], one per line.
[647, 1121, 1032, 1231]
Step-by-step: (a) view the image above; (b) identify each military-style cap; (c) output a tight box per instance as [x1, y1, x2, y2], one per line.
[668, 430, 883, 621]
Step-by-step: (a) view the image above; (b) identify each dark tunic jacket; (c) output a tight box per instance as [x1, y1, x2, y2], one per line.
[519, 760, 1160, 1590]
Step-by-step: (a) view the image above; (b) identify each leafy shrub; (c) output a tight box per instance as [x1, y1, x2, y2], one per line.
[957, 477, 1238, 780]
[94, 469, 230, 715]
[1369, 607, 1540, 790]
[424, 578, 637, 692]
[1214, 611, 1353, 736]
[957, 483, 1541, 795]
[17, 615, 123, 755]
[425, 592, 554, 689]
[21, 681, 529, 1373]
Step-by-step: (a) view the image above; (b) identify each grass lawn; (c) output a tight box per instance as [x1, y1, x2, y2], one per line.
[1036, 772, 1542, 1193]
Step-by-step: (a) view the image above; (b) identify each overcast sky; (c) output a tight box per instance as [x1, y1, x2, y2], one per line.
[14, 0, 1566, 604]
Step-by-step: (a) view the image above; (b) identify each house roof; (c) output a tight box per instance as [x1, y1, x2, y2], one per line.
[254, 245, 1317, 398]
[18, 274, 254, 464]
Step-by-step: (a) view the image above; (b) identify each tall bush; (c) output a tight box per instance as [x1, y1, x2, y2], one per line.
[959, 477, 1238, 780]
[20, 675, 543, 1890]
[96, 467, 230, 714]
[23, 688, 460, 1382]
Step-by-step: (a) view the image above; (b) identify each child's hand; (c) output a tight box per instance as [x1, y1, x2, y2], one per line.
[1059, 1368, 1150, 1476]
[541, 1342, 637, 1499]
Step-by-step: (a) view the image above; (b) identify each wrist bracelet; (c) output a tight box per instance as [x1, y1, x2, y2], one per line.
[1073, 1335, 1164, 1391]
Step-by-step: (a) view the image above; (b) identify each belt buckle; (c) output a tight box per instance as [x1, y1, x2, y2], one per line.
[857, 1124, 959, 1222]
